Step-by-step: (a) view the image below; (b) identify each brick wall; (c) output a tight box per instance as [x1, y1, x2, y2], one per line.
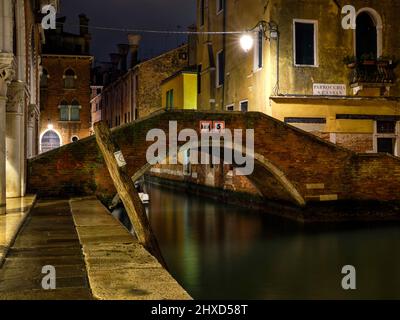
[137, 45, 190, 118]
[40, 56, 92, 147]
[27, 111, 400, 206]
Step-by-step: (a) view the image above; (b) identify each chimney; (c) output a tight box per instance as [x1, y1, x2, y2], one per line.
[110, 53, 121, 69]
[79, 14, 89, 36]
[188, 24, 197, 67]
[128, 34, 141, 68]
[117, 44, 129, 72]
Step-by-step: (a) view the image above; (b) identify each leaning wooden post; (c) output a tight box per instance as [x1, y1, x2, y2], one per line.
[94, 121, 167, 268]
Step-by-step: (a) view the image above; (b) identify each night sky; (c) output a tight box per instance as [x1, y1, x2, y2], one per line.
[60, 0, 197, 63]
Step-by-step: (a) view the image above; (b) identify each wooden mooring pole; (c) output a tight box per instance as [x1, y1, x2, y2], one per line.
[94, 121, 167, 269]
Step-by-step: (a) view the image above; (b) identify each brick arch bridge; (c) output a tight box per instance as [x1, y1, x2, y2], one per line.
[28, 110, 400, 210]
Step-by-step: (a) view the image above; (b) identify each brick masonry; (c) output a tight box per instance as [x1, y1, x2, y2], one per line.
[27, 111, 400, 208]
[40, 56, 92, 146]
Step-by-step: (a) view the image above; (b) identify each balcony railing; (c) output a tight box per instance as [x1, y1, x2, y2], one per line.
[349, 61, 397, 86]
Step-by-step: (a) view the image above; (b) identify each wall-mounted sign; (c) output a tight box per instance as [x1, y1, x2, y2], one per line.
[213, 121, 225, 132]
[200, 121, 213, 132]
[313, 84, 346, 96]
[200, 121, 226, 132]
[114, 150, 127, 168]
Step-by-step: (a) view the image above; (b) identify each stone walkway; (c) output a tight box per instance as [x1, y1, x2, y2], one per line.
[0, 196, 36, 265]
[0, 200, 92, 300]
[0, 197, 190, 300]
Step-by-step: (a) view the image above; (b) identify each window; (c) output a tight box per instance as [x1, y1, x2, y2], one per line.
[197, 64, 202, 94]
[293, 20, 318, 66]
[41, 69, 49, 88]
[254, 29, 264, 70]
[70, 100, 80, 121]
[71, 136, 79, 142]
[64, 69, 76, 89]
[375, 121, 397, 155]
[216, 50, 225, 87]
[240, 100, 248, 112]
[200, 0, 205, 26]
[166, 89, 174, 110]
[356, 12, 377, 60]
[59, 100, 69, 121]
[41, 130, 61, 153]
[377, 121, 396, 134]
[59, 100, 81, 121]
[377, 138, 395, 154]
[217, 0, 224, 14]
[226, 104, 235, 111]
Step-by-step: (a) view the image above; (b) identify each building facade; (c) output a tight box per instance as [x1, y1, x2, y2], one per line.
[96, 43, 192, 129]
[40, 14, 92, 153]
[161, 68, 198, 111]
[0, 0, 56, 211]
[196, 0, 400, 155]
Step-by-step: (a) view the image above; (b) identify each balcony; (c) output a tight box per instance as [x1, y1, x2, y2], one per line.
[348, 60, 398, 95]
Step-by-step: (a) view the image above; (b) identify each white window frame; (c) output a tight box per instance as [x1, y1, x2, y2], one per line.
[254, 28, 264, 72]
[226, 104, 235, 111]
[240, 100, 249, 112]
[293, 19, 319, 67]
[216, 49, 224, 88]
[216, 0, 224, 15]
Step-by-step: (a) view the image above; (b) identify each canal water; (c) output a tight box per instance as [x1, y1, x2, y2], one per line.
[115, 182, 400, 300]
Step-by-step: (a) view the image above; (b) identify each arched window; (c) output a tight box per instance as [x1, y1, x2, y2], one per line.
[64, 69, 76, 89]
[71, 99, 81, 121]
[59, 100, 69, 121]
[355, 9, 383, 60]
[41, 69, 49, 88]
[41, 130, 61, 153]
[356, 12, 377, 60]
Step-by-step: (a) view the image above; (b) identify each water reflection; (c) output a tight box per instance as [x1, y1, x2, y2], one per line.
[120, 182, 400, 299]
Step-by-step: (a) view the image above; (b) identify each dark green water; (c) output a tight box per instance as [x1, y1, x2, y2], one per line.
[118, 182, 400, 299]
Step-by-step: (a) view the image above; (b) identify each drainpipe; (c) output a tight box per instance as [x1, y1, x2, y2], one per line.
[222, 0, 227, 109]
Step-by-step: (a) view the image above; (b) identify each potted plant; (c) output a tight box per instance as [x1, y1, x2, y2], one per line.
[360, 53, 376, 65]
[343, 55, 357, 68]
[377, 56, 391, 66]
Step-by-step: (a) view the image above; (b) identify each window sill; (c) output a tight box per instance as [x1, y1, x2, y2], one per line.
[58, 120, 81, 124]
[294, 64, 319, 68]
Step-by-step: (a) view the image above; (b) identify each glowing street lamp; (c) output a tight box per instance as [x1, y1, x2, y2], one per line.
[240, 33, 254, 52]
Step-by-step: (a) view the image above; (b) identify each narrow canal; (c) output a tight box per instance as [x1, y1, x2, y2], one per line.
[115, 181, 400, 300]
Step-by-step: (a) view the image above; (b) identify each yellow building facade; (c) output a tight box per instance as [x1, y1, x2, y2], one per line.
[161, 69, 198, 110]
[196, 0, 400, 154]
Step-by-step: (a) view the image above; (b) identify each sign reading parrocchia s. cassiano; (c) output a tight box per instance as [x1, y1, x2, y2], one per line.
[313, 84, 347, 96]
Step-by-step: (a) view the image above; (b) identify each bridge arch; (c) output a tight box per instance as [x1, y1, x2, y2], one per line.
[126, 141, 306, 207]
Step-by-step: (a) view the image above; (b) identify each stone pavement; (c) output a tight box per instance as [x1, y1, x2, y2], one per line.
[0, 199, 92, 300]
[0, 196, 37, 266]
[0, 197, 190, 300]
[70, 197, 191, 300]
